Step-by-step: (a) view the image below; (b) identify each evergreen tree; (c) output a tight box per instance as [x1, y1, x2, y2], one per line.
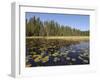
[26, 16, 89, 36]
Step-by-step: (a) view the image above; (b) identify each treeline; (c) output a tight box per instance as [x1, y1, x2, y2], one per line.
[26, 16, 89, 36]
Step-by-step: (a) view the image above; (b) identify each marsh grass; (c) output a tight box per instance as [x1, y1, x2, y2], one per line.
[26, 36, 89, 41]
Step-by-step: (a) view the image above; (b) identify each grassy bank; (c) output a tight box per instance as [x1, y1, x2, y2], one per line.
[26, 36, 89, 41]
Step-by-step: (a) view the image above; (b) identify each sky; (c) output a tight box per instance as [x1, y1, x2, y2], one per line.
[26, 12, 89, 31]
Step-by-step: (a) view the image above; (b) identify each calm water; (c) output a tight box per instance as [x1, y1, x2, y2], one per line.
[26, 41, 89, 67]
[59, 42, 89, 65]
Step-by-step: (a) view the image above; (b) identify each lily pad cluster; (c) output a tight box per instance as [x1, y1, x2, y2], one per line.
[26, 39, 89, 67]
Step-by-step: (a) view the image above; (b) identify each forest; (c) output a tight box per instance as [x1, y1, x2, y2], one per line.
[26, 16, 89, 36]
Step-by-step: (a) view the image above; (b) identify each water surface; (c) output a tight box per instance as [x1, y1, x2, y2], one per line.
[26, 39, 89, 67]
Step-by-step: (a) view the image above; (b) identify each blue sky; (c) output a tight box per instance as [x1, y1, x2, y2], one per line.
[26, 12, 89, 31]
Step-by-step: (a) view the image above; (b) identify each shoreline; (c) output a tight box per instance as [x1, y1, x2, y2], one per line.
[26, 36, 89, 41]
